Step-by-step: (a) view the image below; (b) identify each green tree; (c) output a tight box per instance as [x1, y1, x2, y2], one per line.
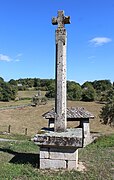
[33, 78, 40, 88]
[100, 89, 114, 126]
[0, 77, 4, 84]
[81, 82, 96, 101]
[93, 80, 112, 92]
[92, 80, 113, 101]
[8, 79, 17, 86]
[0, 82, 17, 101]
[67, 81, 82, 100]
[45, 81, 55, 98]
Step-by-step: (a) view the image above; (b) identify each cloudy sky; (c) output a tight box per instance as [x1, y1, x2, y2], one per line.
[0, 0, 114, 84]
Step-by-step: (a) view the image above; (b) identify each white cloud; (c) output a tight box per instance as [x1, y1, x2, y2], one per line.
[13, 53, 22, 62]
[15, 59, 20, 62]
[0, 52, 22, 62]
[88, 55, 95, 59]
[89, 37, 112, 46]
[16, 53, 23, 57]
[0, 54, 12, 62]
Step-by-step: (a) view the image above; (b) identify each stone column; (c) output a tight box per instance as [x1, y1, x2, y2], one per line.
[80, 118, 91, 146]
[52, 10, 70, 132]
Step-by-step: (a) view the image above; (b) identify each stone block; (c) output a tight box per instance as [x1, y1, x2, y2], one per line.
[40, 148, 49, 159]
[34, 128, 83, 148]
[68, 160, 77, 170]
[50, 147, 78, 161]
[40, 159, 66, 169]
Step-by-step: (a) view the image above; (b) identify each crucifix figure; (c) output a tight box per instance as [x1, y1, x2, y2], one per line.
[52, 10, 70, 132]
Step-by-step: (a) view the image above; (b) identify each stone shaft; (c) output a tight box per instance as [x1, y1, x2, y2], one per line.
[52, 10, 70, 132]
[55, 29, 67, 132]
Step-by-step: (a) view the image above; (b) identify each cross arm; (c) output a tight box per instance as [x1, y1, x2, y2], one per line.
[52, 17, 58, 25]
[52, 16, 70, 26]
[64, 16, 70, 24]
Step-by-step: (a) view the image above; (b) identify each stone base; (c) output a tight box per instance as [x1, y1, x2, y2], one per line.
[40, 147, 78, 170]
[33, 128, 82, 170]
[34, 128, 83, 148]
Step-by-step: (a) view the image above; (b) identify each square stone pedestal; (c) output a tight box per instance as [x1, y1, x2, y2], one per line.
[34, 128, 83, 170]
[40, 147, 78, 169]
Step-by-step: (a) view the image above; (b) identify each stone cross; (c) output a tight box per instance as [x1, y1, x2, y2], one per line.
[52, 10, 70, 132]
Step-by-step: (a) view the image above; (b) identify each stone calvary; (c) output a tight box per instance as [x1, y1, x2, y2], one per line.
[33, 10, 94, 170]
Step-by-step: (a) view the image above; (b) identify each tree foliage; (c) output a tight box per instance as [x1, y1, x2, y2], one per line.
[81, 82, 96, 101]
[45, 80, 55, 98]
[0, 77, 113, 103]
[100, 89, 114, 126]
[93, 80, 112, 92]
[67, 81, 82, 100]
[0, 78, 17, 101]
[92, 80, 113, 101]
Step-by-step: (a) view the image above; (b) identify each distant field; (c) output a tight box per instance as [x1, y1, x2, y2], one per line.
[0, 91, 47, 108]
[0, 99, 114, 136]
[17, 90, 46, 98]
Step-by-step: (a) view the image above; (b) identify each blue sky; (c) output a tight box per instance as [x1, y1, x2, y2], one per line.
[0, 0, 114, 84]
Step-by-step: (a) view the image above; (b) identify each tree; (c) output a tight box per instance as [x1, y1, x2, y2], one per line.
[0, 82, 17, 101]
[0, 77, 4, 84]
[92, 80, 113, 101]
[93, 80, 112, 92]
[33, 78, 40, 88]
[45, 81, 55, 98]
[67, 81, 82, 100]
[8, 79, 17, 86]
[100, 89, 114, 126]
[81, 82, 96, 101]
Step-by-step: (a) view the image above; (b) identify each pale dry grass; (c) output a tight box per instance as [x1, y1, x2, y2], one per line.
[18, 90, 46, 98]
[0, 101, 54, 136]
[0, 100, 113, 136]
[0, 100, 31, 108]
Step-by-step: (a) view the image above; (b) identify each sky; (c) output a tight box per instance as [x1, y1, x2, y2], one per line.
[0, 0, 114, 84]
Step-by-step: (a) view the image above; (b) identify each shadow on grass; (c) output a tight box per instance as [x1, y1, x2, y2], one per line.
[0, 148, 39, 168]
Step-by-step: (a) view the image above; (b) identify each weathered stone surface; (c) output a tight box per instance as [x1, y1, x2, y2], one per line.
[43, 107, 94, 119]
[50, 147, 78, 160]
[40, 147, 79, 169]
[68, 161, 77, 170]
[40, 148, 49, 159]
[52, 10, 70, 28]
[39, 147, 78, 170]
[34, 128, 83, 148]
[52, 10, 70, 132]
[80, 119, 92, 146]
[40, 159, 66, 169]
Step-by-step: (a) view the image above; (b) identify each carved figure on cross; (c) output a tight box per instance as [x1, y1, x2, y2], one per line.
[52, 10, 70, 28]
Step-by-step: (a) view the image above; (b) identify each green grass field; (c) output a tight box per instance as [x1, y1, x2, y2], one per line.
[0, 134, 114, 179]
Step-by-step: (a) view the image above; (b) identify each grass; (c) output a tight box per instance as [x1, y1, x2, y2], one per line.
[0, 99, 114, 136]
[0, 99, 31, 108]
[0, 133, 31, 140]
[79, 134, 114, 179]
[0, 90, 46, 108]
[18, 90, 46, 98]
[0, 134, 114, 179]
[0, 100, 54, 135]
[0, 92, 114, 179]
